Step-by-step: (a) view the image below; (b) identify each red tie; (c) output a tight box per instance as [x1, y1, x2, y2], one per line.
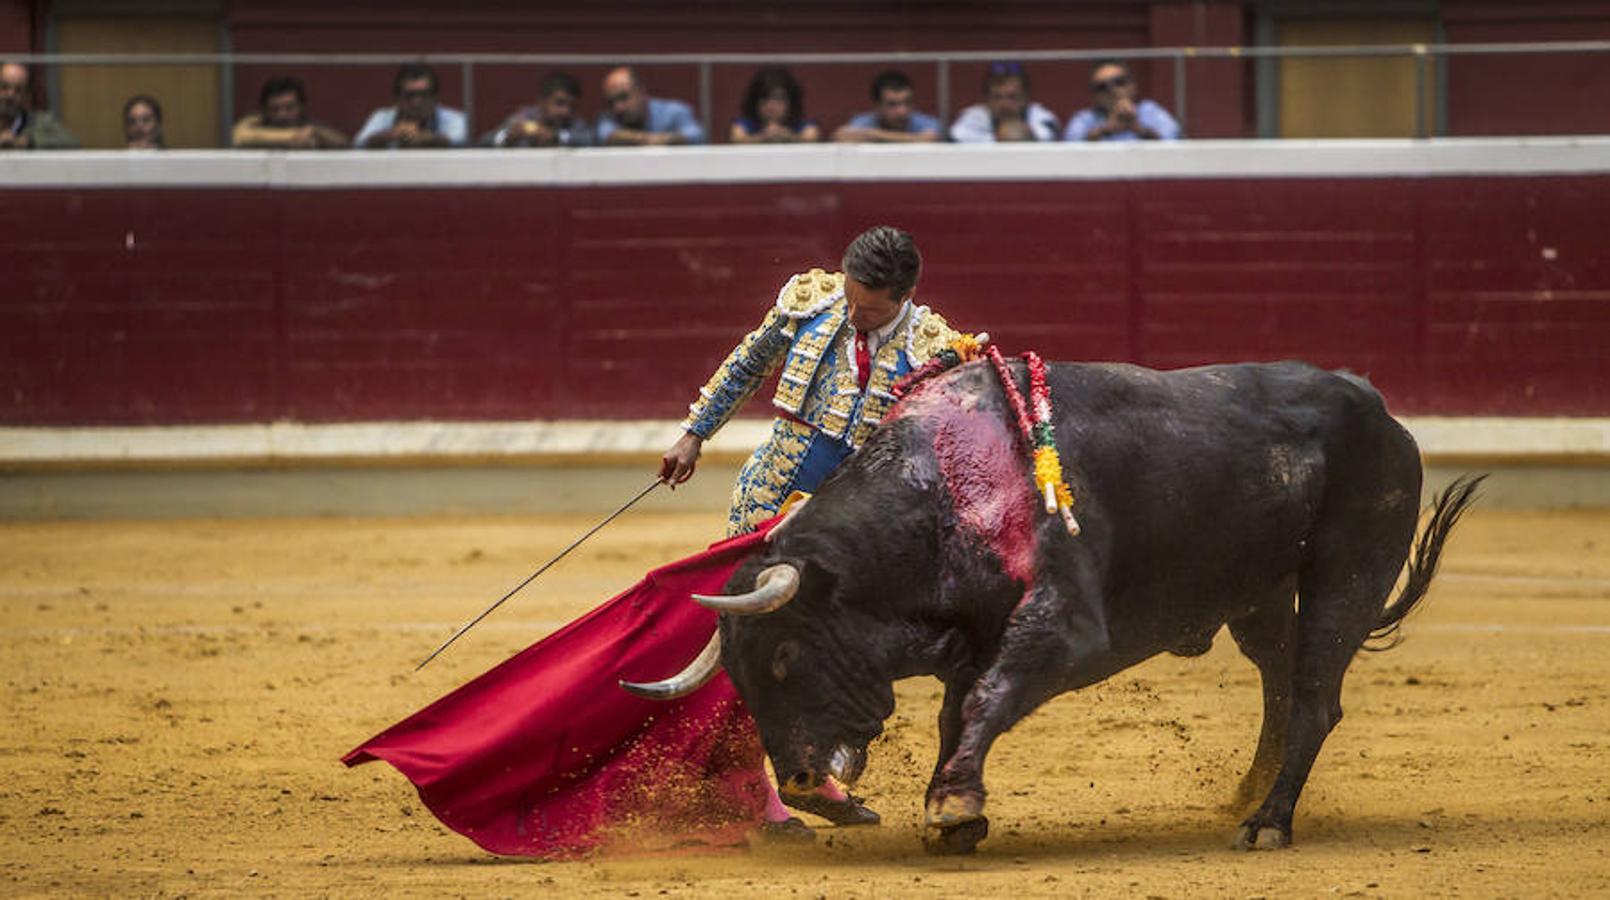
[855, 331, 871, 392]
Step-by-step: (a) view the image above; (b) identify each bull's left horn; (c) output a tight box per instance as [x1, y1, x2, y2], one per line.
[693, 564, 799, 616]
[618, 629, 722, 700]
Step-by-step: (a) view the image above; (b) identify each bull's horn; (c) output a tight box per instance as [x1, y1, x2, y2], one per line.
[618, 629, 722, 700]
[693, 564, 799, 616]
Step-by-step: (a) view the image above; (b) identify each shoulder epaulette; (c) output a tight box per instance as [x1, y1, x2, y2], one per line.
[905, 306, 961, 364]
[774, 268, 845, 319]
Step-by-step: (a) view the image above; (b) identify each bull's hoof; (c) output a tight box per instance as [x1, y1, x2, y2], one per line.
[1232, 824, 1290, 851]
[923, 817, 989, 856]
[924, 792, 984, 828]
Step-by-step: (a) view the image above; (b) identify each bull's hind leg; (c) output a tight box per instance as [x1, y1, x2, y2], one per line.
[1225, 580, 1297, 812]
[1234, 524, 1410, 850]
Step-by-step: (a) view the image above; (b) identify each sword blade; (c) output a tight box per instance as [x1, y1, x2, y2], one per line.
[414, 477, 664, 672]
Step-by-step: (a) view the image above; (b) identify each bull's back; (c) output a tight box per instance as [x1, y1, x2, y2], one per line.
[895, 359, 1419, 642]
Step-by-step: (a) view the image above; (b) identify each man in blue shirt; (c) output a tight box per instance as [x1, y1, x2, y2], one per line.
[1064, 60, 1181, 142]
[597, 67, 705, 146]
[834, 70, 941, 143]
[355, 63, 469, 149]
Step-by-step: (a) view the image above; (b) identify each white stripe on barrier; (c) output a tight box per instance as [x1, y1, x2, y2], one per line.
[2, 416, 1607, 465]
[2, 138, 1609, 190]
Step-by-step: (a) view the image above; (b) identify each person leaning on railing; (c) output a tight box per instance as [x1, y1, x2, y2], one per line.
[355, 63, 468, 149]
[948, 60, 1060, 143]
[487, 71, 594, 148]
[1063, 59, 1180, 142]
[232, 75, 349, 150]
[833, 69, 941, 144]
[0, 62, 80, 150]
[729, 66, 820, 144]
[596, 66, 705, 146]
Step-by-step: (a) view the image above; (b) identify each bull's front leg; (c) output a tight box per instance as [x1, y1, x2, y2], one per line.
[923, 581, 1108, 855]
[923, 674, 985, 854]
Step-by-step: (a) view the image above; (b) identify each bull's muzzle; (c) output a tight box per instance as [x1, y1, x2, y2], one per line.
[778, 743, 867, 796]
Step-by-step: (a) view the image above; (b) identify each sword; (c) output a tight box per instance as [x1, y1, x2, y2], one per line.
[414, 477, 665, 671]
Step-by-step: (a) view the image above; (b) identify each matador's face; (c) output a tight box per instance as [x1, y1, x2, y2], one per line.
[845, 278, 908, 333]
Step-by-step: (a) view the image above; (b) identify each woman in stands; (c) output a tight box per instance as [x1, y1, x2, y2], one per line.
[123, 95, 164, 150]
[729, 67, 821, 144]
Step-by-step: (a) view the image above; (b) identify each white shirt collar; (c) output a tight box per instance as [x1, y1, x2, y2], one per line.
[863, 300, 911, 356]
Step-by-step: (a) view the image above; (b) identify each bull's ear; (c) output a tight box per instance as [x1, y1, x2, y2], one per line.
[797, 557, 839, 602]
[771, 639, 801, 681]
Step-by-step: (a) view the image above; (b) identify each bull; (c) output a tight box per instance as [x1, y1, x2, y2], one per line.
[624, 359, 1481, 855]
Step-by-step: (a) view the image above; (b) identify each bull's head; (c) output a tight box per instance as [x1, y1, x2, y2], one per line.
[621, 557, 895, 797]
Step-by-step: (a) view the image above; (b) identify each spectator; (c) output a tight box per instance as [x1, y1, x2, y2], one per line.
[355, 63, 468, 149]
[597, 66, 705, 146]
[729, 66, 820, 144]
[994, 119, 1036, 142]
[488, 71, 592, 147]
[232, 76, 349, 149]
[1064, 60, 1180, 142]
[834, 70, 941, 143]
[123, 95, 164, 150]
[0, 62, 80, 150]
[949, 61, 1059, 143]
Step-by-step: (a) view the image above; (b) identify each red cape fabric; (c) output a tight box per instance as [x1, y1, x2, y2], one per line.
[343, 523, 776, 857]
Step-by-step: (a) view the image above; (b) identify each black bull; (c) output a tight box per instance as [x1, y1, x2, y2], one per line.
[629, 359, 1480, 855]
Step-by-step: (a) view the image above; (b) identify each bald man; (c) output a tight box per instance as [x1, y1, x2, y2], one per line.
[0, 63, 80, 150]
[596, 66, 705, 146]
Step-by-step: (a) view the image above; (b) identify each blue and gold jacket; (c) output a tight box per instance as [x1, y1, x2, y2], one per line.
[682, 268, 963, 449]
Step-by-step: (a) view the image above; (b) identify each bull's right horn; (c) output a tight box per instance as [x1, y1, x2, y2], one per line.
[693, 563, 800, 616]
[618, 629, 722, 700]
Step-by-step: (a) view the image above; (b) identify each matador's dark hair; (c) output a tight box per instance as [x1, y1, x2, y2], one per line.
[842, 225, 922, 298]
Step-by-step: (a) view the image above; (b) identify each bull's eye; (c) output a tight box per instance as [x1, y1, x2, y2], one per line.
[771, 639, 801, 681]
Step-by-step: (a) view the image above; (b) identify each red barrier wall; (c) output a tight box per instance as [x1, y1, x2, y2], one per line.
[3, 173, 1606, 425]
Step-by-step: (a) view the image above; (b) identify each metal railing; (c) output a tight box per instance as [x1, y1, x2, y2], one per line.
[12, 40, 1610, 145]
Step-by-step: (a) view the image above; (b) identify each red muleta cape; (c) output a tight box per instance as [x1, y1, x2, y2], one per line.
[343, 522, 778, 857]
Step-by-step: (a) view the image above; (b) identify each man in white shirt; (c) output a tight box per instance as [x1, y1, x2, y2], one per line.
[355, 63, 469, 149]
[948, 61, 1059, 143]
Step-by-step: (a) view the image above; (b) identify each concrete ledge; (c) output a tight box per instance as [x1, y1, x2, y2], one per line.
[2, 417, 1608, 518]
[3, 417, 1608, 469]
[4, 138, 1610, 189]
[0, 420, 774, 469]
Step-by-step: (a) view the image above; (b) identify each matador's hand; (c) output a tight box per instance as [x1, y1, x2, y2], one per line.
[659, 432, 703, 488]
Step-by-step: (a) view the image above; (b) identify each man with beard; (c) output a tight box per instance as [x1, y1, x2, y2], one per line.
[0, 62, 80, 150]
[489, 71, 593, 147]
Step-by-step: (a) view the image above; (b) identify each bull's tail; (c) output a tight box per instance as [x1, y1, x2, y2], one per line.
[1365, 474, 1487, 651]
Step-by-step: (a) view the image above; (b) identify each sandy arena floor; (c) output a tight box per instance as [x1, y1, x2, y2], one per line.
[3, 506, 1608, 898]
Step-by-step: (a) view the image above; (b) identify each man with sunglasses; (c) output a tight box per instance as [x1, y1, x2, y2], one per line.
[597, 66, 705, 146]
[1064, 60, 1180, 142]
[356, 63, 468, 149]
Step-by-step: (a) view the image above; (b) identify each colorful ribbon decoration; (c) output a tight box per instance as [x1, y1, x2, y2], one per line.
[986, 345, 1080, 536]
